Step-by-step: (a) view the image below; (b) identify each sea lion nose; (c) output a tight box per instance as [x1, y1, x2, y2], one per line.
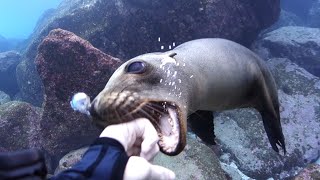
[89, 100, 102, 121]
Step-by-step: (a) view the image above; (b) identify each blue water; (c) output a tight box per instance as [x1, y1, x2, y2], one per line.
[0, 0, 62, 39]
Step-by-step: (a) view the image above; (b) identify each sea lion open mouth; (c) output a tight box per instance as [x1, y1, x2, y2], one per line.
[90, 91, 183, 155]
[139, 101, 181, 154]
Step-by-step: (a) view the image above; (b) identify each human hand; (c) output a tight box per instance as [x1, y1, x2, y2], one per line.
[99, 118, 175, 180]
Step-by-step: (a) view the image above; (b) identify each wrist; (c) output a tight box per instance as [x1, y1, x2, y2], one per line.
[99, 125, 130, 152]
[92, 137, 126, 151]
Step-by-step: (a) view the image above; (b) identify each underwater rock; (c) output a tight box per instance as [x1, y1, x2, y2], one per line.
[0, 101, 42, 151]
[294, 164, 320, 180]
[16, 59, 43, 106]
[252, 26, 320, 77]
[215, 58, 320, 179]
[35, 29, 122, 166]
[0, 91, 10, 105]
[54, 147, 88, 175]
[54, 134, 227, 180]
[0, 51, 21, 97]
[18, 0, 280, 105]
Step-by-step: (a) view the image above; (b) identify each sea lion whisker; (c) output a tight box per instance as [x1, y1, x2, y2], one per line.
[147, 102, 175, 114]
[144, 104, 167, 116]
[113, 103, 124, 123]
[138, 108, 161, 128]
[129, 101, 148, 114]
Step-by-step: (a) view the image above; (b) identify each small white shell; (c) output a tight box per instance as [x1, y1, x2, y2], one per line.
[70, 92, 91, 115]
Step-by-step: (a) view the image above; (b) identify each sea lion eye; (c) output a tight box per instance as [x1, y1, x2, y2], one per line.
[126, 61, 146, 74]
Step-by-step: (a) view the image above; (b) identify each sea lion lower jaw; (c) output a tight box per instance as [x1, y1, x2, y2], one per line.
[90, 91, 185, 155]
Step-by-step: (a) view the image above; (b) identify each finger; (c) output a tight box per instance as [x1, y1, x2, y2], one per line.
[140, 142, 159, 161]
[127, 144, 141, 157]
[135, 118, 160, 160]
[149, 164, 176, 180]
[124, 156, 175, 180]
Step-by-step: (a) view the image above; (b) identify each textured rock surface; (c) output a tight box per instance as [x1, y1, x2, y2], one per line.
[35, 29, 122, 164]
[215, 58, 320, 179]
[54, 134, 227, 180]
[0, 101, 42, 151]
[0, 51, 21, 97]
[252, 26, 320, 77]
[294, 164, 320, 180]
[0, 91, 10, 105]
[18, 0, 280, 105]
[16, 59, 43, 106]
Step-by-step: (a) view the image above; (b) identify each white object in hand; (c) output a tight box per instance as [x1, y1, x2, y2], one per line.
[70, 92, 91, 115]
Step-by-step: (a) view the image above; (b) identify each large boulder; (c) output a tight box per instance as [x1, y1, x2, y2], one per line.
[252, 26, 320, 77]
[18, 0, 280, 106]
[0, 51, 21, 97]
[0, 101, 42, 151]
[215, 58, 320, 179]
[54, 134, 227, 180]
[35, 29, 122, 165]
[16, 59, 43, 106]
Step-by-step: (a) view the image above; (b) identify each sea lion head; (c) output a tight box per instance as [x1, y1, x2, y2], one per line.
[90, 52, 193, 155]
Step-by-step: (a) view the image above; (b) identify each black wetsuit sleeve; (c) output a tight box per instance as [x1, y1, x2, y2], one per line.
[50, 137, 129, 180]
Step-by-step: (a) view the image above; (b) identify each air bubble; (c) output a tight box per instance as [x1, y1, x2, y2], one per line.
[173, 71, 177, 77]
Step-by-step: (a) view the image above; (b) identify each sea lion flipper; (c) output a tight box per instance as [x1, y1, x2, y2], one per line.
[188, 110, 216, 145]
[256, 70, 286, 154]
[259, 109, 286, 154]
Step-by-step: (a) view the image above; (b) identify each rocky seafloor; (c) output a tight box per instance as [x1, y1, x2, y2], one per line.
[0, 0, 320, 179]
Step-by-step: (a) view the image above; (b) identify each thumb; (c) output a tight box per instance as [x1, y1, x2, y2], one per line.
[148, 164, 176, 180]
[124, 156, 175, 180]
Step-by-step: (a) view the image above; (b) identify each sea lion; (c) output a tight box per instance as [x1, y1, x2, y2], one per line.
[89, 38, 286, 156]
